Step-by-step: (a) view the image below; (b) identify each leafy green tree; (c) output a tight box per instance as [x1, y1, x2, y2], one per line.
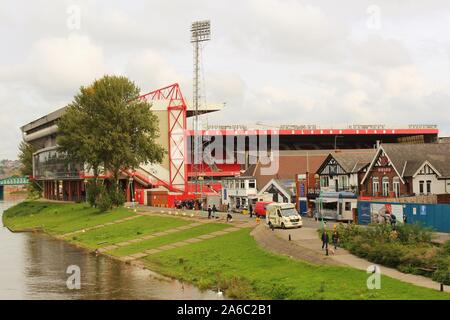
[18, 140, 34, 176]
[57, 75, 165, 206]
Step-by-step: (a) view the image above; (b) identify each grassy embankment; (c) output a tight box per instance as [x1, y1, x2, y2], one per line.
[3, 201, 134, 234]
[109, 223, 230, 256]
[3, 201, 450, 300]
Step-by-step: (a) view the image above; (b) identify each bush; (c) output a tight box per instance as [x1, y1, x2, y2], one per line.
[27, 181, 42, 200]
[334, 222, 447, 280]
[432, 268, 450, 285]
[441, 240, 450, 256]
[86, 180, 103, 207]
[109, 185, 125, 207]
[97, 189, 113, 212]
[396, 223, 432, 244]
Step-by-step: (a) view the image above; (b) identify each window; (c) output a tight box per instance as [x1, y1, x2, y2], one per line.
[340, 175, 349, 190]
[419, 180, 424, 194]
[248, 179, 256, 189]
[321, 176, 329, 188]
[382, 176, 389, 197]
[345, 202, 351, 211]
[372, 177, 379, 196]
[426, 180, 431, 194]
[393, 177, 400, 198]
[240, 180, 245, 189]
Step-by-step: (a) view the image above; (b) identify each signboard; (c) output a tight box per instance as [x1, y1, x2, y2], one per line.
[370, 203, 404, 224]
[420, 205, 427, 216]
[359, 202, 371, 225]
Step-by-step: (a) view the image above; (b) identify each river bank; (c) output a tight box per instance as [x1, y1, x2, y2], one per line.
[3, 201, 450, 300]
[0, 199, 222, 299]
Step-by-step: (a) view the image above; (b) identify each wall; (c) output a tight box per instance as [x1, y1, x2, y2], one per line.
[412, 174, 447, 195]
[154, 110, 169, 171]
[358, 200, 450, 232]
[361, 167, 410, 197]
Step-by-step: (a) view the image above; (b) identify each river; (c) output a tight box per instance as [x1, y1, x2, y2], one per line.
[0, 195, 223, 300]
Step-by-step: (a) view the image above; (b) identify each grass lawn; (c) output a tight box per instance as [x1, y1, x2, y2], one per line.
[69, 215, 191, 249]
[143, 228, 450, 300]
[2, 201, 134, 235]
[109, 223, 230, 256]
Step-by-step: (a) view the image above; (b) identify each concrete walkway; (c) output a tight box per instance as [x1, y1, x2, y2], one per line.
[260, 224, 449, 293]
[59, 215, 141, 239]
[96, 221, 205, 253]
[119, 221, 255, 263]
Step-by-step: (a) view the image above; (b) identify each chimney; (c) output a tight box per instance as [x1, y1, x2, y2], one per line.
[375, 140, 381, 149]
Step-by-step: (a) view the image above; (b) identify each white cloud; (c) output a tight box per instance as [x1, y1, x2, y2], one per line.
[1, 0, 450, 159]
[125, 50, 184, 93]
[29, 34, 105, 95]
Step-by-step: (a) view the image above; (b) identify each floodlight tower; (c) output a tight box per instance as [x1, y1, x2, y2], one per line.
[191, 20, 211, 193]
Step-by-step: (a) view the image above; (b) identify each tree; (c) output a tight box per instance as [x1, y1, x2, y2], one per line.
[18, 140, 34, 176]
[57, 75, 165, 207]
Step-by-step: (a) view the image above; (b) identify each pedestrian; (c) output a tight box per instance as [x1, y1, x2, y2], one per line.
[207, 205, 212, 219]
[332, 230, 339, 250]
[212, 204, 217, 219]
[321, 230, 329, 252]
[403, 214, 407, 224]
[227, 203, 230, 212]
[390, 214, 397, 229]
[249, 203, 253, 218]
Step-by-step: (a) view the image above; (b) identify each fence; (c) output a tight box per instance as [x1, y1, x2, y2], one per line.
[358, 200, 450, 233]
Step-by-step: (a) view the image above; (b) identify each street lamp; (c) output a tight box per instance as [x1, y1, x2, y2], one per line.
[191, 20, 211, 193]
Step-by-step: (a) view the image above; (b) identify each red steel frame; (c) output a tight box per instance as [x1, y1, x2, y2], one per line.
[139, 83, 188, 193]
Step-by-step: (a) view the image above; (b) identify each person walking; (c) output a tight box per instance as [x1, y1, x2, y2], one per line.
[249, 203, 253, 218]
[332, 230, 339, 250]
[390, 214, 397, 229]
[207, 205, 212, 219]
[321, 230, 329, 253]
[212, 204, 217, 219]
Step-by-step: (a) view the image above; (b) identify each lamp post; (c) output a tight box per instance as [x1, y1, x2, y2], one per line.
[191, 20, 211, 193]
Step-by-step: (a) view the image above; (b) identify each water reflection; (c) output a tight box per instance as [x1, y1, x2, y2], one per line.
[0, 197, 223, 300]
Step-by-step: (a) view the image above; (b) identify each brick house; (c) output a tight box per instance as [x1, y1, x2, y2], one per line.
[360, 143, 450, 198]
[316, 149, 376, 194]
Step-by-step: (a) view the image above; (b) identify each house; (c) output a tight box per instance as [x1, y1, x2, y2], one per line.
[258, 179, 296, 204]
[221, 176, 257, 209]
[243, 150, 328, 192]
[360, 143, 450, 198]
[316, 149, 376, 194]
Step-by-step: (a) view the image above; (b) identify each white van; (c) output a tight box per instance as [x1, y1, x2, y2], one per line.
[266, 203, 302, 229]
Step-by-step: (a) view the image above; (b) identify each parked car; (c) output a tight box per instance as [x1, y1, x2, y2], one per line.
[254, 201, 273, 217]
[266, 203, 302, 229]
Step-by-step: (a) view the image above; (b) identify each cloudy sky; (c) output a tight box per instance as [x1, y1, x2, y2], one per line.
[1, 0, 450, 159]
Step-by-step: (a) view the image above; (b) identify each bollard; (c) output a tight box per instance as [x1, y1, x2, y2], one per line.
[441, 283, 444, 292]
[288, 234, 291, 241]
[326, 247, 329, 256]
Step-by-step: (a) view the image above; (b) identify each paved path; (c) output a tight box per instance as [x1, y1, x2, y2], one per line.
[256, 224, 449, 293]
[59, 215, 141, 238]
[96, 221, 205, 253]
[119, 222, 255, 262]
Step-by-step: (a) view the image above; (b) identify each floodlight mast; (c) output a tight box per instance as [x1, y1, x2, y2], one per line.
[191, 20, 211, 194]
